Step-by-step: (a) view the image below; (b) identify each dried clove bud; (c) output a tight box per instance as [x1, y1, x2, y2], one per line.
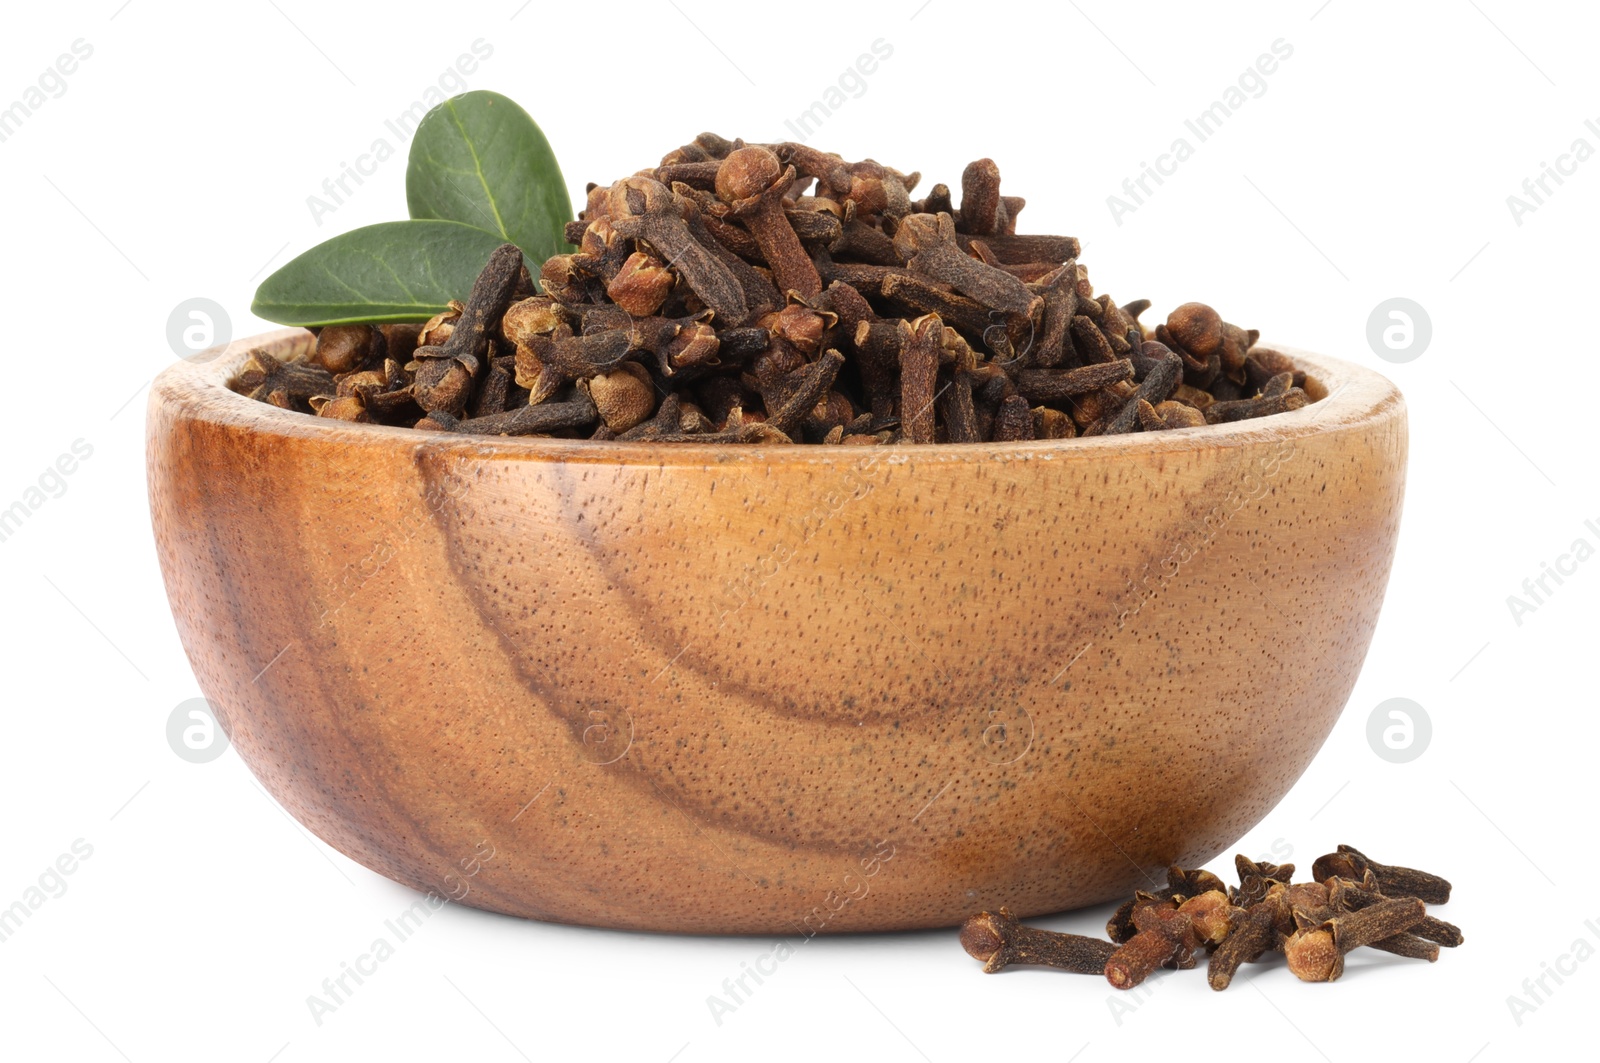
[610, 176, 749, 325]
[233, 349, 335, 411]
[1313, 846, 1452, 905]
[543, 330, 635, 379]
[1208, 890, 1287, 991]
[312, 325, 385, 375]
[960, 908, 1118, 974]
[1166, 302, 1222, 358]
[1106, 906, 1195, 989]
[1180, 890, 1237, 946]
[899, 317, 939, 444]
[957, 158, 1005, 236]
[378, 322, 421, 363]
[1326, 874, 1463, 947]
[971, 844, 1462, 995]
[716, 146, 821, 300]
[412, 243, 524, 415]
[1107, 888, 1177, 945]
[1153, 400, 1205, 429]
[1032, 406, 1075, 439]
[992, 394, 1034, 441]
[1204, 388, 1308, 424]
[606, 251, 675, 316]
[1284, 897, 1428, 982]
[308, 392, 372, 423]
[892, 212, 1040, 320]
[1245, 347, 1305, 393]
[242, 138, 1319, 444]
[418, 385, 597, 437]
[1014, 360, 1133, 403]
[589, 362, 657, 432]
[765, 350, 845, 436]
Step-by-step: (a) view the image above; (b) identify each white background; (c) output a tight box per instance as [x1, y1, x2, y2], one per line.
[2, 1, 1597, 1060]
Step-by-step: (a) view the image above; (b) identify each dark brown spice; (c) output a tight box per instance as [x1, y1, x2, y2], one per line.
[472, 362, 512, 418]
[411, 242, 524, 415]
[892, 212, 1040, 321]
[610, 177, 749, 325]
[971, 845, 1463, 993]
[417, 386, 598, 436]
[1014, 360, 1133, 403]
[1207, 891, 1286, 991]
[312, 324, 385, 375]
[234, 350, 334, 411]
[716, 147, 822, 300]
[1365, 932, 1442, 963]
[899, 316, 940, 444]
[307, 393, 372, 423]
[878, 272, 997, 337]
[958, 158, 1006, 236]
[1031, 406, 1075, 439]
[1068, 314, 1117, 365]
[992, 394, 1034, 442]
[1312, 845, 1453, 905]
[1205, 389, 1309, 424]
[1105, 866, 1226, 944]
[1229, 853, 1296, 907]
[765, 350, 845, 436]
[236, 136, 1321, 443]
[1135, 399, 1165, 432]
[1106, 906, 1196, 989]
[1326, 874, 1463, 947]
[960, 908, 1118, 974]
[1284, 897, 1428, 982]
[1155, 401, 1205, 429]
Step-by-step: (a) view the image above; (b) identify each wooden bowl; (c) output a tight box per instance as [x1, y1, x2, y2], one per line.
[148, 330, 1405, 934]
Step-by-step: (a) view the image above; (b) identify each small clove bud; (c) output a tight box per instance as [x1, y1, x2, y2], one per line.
[588, 362, 657, 432]
[1284, 897, 1428, 982]
[1105, 906, 1195, 990]
[1312, 845, 1452, 905]
[312, 324, 384, 375]
[960, 908, 1118, 974]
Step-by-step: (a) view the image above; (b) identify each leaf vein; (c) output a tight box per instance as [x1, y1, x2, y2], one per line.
[444, 100, 510, 241]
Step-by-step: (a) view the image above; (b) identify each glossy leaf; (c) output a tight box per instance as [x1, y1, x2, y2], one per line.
[406, 90, 572, 263]
[251, 220, 514, 326]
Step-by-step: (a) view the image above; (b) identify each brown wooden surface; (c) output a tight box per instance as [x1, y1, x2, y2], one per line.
[147, 330, 1406, 933]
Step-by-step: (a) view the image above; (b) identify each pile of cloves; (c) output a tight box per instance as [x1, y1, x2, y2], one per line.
[960, 844, 1461, 989]
[232, 134, 1314, 443]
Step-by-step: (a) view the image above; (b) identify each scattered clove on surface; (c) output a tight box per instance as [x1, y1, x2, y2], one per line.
[959, 908, 1118, 974]
[963, 843, 1462, 992]
[1105, 906, 1196, 989]
[1283, 897, 1428, 982]
[1312, 845, 1453, 905]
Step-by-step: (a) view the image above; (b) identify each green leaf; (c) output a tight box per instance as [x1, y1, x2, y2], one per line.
[406, 90, 572, 264]
[251, 220, 514, 326]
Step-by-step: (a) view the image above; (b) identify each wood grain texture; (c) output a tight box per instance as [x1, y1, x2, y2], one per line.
[147, 329, 1406, 933]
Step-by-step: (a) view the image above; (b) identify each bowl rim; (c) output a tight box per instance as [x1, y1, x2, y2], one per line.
[150, 328, 1404, 467]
